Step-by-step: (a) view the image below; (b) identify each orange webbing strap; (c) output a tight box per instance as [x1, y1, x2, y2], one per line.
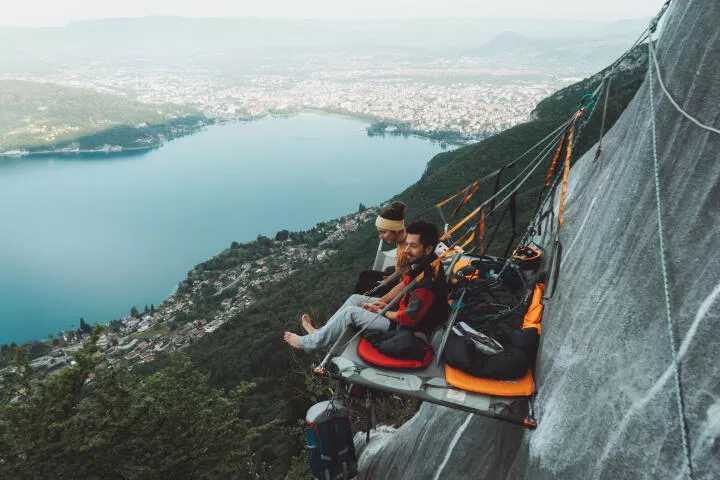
[456, 231, 475, 250]
[521, 283, 546, 334]
[545, 131, 568, 187]
[451, 181, 479, 217]
[557, 123, 575, 230]
[437, 184, 472, 208]
[478, 209, 486, 255]
[440, 205, 482, 242]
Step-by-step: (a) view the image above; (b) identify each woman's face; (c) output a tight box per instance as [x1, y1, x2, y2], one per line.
[377, 228, 398, 243]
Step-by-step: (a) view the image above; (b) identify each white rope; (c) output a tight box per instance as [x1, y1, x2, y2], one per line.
[507, 116, 576, 169]
[442, 122, 570, 238]
[647, 39, 694, 480]
[649, 40, 720, 136]
[486, 125, 568, 218]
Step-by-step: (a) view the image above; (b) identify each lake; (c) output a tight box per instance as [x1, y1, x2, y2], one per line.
[0, 114, 445, 345]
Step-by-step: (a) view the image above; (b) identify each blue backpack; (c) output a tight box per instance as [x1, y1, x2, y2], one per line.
[305, 400, 358, 480]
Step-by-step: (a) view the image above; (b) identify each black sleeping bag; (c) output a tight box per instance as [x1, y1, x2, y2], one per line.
[443, 327, 539, 380]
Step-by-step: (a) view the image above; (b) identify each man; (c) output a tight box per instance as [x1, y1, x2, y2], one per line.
[284, 220, 448, 352]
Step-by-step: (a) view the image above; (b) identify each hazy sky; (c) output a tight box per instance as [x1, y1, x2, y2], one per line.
[3, 0, 666, 27]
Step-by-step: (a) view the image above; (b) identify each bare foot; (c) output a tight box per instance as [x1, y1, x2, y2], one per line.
[284, 332, 303, 349]
[301, 314, 315, 334]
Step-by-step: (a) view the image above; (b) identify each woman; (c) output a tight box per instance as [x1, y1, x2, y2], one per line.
[354, 201, 409, 294]
[375, 201, 408, 273]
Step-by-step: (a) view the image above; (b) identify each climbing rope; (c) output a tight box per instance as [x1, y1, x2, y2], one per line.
[648, 40, 720, 136]
[647, 38, 694, 480]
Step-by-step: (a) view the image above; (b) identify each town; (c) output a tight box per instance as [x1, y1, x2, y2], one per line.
[2, 53, 572, 144]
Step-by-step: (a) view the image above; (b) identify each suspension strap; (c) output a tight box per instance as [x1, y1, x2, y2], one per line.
[365, 389, 375, 443]
[482, 195, 511, 254]
[436, 205, 450, 238]
[594, 75, 612, 161]
[557, 119, 578, 231]
[451, 181, 480, 217]
[502, 193, 518, 259]
[545, 130, 568, 187]
[490, 164, 511, 212]
[441, 205, 482, 241]
[478, 209, 486, 255]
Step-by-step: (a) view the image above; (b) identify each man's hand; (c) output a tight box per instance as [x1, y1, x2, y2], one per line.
[361, 300, 387, 313]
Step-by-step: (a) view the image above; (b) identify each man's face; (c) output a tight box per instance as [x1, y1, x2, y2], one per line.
[405, 233, 433, 265]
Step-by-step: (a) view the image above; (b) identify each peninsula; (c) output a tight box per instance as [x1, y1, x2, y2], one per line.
[0, 80, 211, 156]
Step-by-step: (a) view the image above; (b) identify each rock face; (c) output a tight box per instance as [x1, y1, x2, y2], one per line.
[356, 1, 720, 478]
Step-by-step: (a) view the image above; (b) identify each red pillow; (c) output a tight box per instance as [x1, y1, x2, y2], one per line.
[357, 338, 432, 369]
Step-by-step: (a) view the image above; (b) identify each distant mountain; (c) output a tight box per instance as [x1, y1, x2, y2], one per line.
[463, 29, 637, 74]
[0, 16, 649, 66]
[599, 17, 652, 36]
[475, 30, 561, 53]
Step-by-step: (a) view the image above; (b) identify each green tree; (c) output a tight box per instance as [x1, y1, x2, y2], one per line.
[0, 351, 272, 479]
[79, 318, 92, 334]
[130, 306, 140, 318]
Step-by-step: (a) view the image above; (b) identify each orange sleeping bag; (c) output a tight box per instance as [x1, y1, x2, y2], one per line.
[521, 283, 545, 333]
[445, 366, 535, 396]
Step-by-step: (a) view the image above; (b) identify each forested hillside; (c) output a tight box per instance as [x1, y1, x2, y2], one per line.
[0, 47, 648, 478]
[0, 80, 202, 152]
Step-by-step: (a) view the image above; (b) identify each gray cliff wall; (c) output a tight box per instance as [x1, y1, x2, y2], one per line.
[356, 1, 720, 478]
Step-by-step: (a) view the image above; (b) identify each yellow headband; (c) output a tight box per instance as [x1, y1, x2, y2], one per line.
[376, 216, 404, 231]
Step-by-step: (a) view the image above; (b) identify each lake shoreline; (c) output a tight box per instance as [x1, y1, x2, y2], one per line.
[1, 110, 463, 160]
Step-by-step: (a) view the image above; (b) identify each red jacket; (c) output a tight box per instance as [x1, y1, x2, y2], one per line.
[395, 273, 435, 327]
[394, 256, 448, 331]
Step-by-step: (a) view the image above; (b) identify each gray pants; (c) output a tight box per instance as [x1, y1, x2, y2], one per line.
[300, 294, 392, 352]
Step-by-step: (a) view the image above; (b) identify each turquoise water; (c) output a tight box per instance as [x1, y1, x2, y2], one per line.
[0, 114, 444, 345]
